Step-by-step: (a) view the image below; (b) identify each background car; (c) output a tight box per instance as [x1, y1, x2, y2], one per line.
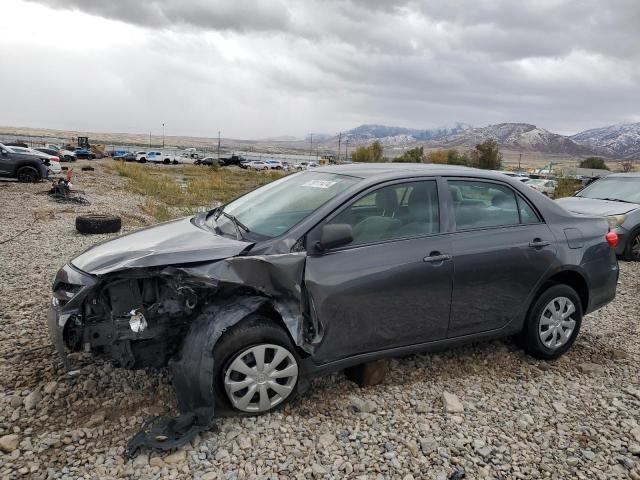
[525, 178, 557, 196]
[265, 160, 283, 170]
[113, 152, 136, 162]
[74, 148, 95, 160]
[45, 145, 77, 162]
[195, 157, 220, 166]
[557, 172, 640, 261]
[0, 143, 49, 182]
[135, 151, 149, 162]
[246, 160, 268, 170]
[9, 145, 61, 174]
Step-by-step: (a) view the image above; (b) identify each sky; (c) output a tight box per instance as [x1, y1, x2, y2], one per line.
[0, 0, 639, 139]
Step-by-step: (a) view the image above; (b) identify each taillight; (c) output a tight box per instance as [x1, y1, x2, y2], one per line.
[605, 231, 618, 248]
[51, 156, 60, 162]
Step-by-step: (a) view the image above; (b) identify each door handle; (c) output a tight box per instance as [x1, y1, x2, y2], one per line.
[529, 239, 550, 248]
[423, 252, 452, 263]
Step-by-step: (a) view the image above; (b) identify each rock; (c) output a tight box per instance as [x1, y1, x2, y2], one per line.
[311, 463, 327, 476]
[132, 453, 149, 468]
[23, 390, 42, 410]
[350, 396, 377, 413]
[0, 434, 19, 453]
[43, 381, 58, 395]
[631, 427, 640, 442]
[582, 450, 596, 461]
[318, 433, 336, 448]
[611, 348, 628, 360]
[9, 396, 22, 408]
[201, 472, 219, 480]
[416, 402, 429, 414]
[629, 444, 640, 456]
[553, 402, 569, 414]
[214, 448, 229, 461]
[442, 392, 464, 413]
[344, 359, 389, 387]
[149, 457, 165, 468]
[164, 449, 186, 464]
[566, 457, 580, 467]
[85, 411, 106, 427]
[578, 362, 605, 374]
[420, 437, 437, 454]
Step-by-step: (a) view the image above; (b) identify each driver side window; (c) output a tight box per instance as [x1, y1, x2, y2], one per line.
[328, 180, 439, 246]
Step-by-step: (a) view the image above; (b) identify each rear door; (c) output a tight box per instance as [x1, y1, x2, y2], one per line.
[446, 178, 556, 337]
[305, 178, 454, 364]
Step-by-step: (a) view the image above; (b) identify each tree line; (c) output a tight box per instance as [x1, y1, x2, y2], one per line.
[351, 139, 504, 170]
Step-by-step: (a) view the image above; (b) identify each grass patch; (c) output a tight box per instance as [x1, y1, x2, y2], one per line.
[553, 177, 580, 199]
[109, 162, 286, 221]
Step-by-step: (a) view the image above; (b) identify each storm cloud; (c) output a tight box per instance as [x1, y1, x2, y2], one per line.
[1, 0, 639, 137]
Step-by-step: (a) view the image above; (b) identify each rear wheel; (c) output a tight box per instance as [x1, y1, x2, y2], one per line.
[16, 166, 40, 182]
[523, 284, 582, 360]
[213, 316, 299, 415]
[623, 231, 640, 261]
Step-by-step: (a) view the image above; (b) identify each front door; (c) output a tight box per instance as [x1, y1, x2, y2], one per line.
[446, 178, 557, 337]
[304, 179, 454, 364]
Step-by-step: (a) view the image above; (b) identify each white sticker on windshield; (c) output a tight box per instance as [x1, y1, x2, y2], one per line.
[301, 180, 337, 189]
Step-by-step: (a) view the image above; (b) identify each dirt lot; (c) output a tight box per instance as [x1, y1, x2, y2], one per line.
[1, 161, 639, 479]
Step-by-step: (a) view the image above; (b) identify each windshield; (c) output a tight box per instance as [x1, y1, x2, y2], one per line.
[576, 176, 640, 203]
[207, 171, 360, 239]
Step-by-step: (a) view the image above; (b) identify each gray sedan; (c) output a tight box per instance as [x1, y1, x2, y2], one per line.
[49, 164, 618, 450]
[556, 172, 640, 260]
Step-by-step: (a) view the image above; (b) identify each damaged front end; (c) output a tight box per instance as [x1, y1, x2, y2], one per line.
[48, 249, 319, 454]
[50, 265, 204, 369]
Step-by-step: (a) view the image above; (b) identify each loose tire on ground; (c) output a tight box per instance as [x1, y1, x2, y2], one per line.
[16, 166, 40, 183]
[213, 315, 300, 416]
[75, 214, 122, 234]
[81, 166, 95, 171]
[522, 284, 582, 360]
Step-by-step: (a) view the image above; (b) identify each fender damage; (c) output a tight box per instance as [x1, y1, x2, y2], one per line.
[49, 229, 321, 454]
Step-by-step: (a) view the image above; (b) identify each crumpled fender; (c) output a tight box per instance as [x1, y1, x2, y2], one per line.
[126, 252, 321, 455]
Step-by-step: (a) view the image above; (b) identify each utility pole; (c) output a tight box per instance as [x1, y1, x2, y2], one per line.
[337, 132, 342, 163]
[309, 134, 313, 160]
[162, 123, 165, 150]
[217, 131, 221, 160]
[518, 152, 522, 172]
[345, 140, 349, 161]
[149, 132, 151, 148]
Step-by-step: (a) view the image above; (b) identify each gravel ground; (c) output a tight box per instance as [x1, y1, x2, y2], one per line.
[0, 162, 639, 479]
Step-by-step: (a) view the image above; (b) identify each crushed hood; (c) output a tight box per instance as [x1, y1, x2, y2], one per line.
[556, 196, 640, 217]
[71, 217, 252, 275]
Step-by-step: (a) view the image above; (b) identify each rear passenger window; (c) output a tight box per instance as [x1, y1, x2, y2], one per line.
[448, 180, 519, 230]
[518, 196, 540, 224]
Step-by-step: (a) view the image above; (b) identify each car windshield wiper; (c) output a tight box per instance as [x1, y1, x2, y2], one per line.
[217, 211, 250, 240]
[595, 197, 633, 203]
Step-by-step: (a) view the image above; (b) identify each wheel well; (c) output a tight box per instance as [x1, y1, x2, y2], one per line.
[543, 270, 589, 313]
[255, 303, 310, 358]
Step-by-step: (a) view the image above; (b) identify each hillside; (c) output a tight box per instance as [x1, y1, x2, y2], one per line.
[570, 123, 640, 159]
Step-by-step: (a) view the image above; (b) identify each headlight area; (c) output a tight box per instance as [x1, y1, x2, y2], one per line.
[62, 273, 205, 369]
[607, 214, 626, 229]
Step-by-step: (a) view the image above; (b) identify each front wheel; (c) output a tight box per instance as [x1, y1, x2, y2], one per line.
[213, 316, 299, 415]
[522, 284, 582, 360]
[16, 166, 40, 182]
[623, 231, 640, 261]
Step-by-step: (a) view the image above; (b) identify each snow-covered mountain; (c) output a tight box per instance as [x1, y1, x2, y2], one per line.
[344, 122, 471, 143]
[439, 123, 593, 155]
[570, 123, 640, 159]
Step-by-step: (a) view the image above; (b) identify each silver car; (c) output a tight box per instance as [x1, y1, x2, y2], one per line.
[556, 172, 640, 260]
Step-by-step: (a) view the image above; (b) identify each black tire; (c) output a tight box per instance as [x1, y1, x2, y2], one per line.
[81, 166, 95, 171]
[523, 284, 582, 360]
[138, 157, 147, 163]
[213, 315, 299, 416]
[75, 214, 122, 234]
[163, 158, 170, 165]
[622, 230, 640, 261]
[172, 160, 179, 165]
[16, 166, 40, 183]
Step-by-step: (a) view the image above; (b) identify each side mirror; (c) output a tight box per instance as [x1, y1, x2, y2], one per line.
[0, 149, 7, 156]
[317, 224, 353, 251]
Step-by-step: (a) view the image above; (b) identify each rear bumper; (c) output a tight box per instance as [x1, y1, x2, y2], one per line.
[611, 225, 630, 255]
[584, 253, 619, 315]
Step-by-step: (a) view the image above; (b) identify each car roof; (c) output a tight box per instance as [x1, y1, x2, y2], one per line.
[605, 172, 640, 178]
[314, 162, 484, 179]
